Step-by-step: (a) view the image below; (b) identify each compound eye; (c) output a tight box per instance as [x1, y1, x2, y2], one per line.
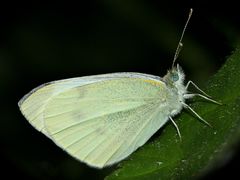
[171, 73, 179, 82]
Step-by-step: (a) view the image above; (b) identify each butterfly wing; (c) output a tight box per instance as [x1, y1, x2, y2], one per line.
[18, 73, 170, 168]
[42, 77, 169, 168]
[18, 73, 161, 136]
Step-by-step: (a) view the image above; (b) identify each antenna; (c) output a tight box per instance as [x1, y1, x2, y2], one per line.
[172, 8, 193, 68]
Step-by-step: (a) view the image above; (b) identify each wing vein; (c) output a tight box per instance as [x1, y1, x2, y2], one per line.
[105, 104, 159, 165]
[49, 103, 149, 137]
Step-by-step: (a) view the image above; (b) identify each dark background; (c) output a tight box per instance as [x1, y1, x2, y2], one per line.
[1, 1, 239, 180]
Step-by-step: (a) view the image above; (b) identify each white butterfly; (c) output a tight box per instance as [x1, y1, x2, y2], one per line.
[18, 9, 219, 168]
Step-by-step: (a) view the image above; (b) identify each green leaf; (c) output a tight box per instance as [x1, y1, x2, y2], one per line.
[106, 48, 240, 180]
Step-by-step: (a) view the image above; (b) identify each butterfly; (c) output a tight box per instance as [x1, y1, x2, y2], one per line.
[18, 9, 220, 168]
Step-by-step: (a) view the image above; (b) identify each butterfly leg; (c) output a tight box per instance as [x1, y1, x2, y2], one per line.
[182, 102, 212, 127]
[183, 93, 222, 105]
[185, 80, 211, 97]
[169, 116, 182, 141]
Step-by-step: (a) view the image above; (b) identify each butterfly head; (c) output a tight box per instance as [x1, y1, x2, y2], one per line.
[163, 64, 185, 88]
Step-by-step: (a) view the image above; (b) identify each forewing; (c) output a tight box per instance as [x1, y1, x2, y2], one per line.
[18, 73, 161, 136]
[43, 78, 168, 168]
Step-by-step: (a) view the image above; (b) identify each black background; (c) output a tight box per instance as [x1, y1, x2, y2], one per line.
[1, 1, 239, 179]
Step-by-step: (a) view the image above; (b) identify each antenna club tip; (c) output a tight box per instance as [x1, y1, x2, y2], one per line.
[189, 8, 193, 16]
